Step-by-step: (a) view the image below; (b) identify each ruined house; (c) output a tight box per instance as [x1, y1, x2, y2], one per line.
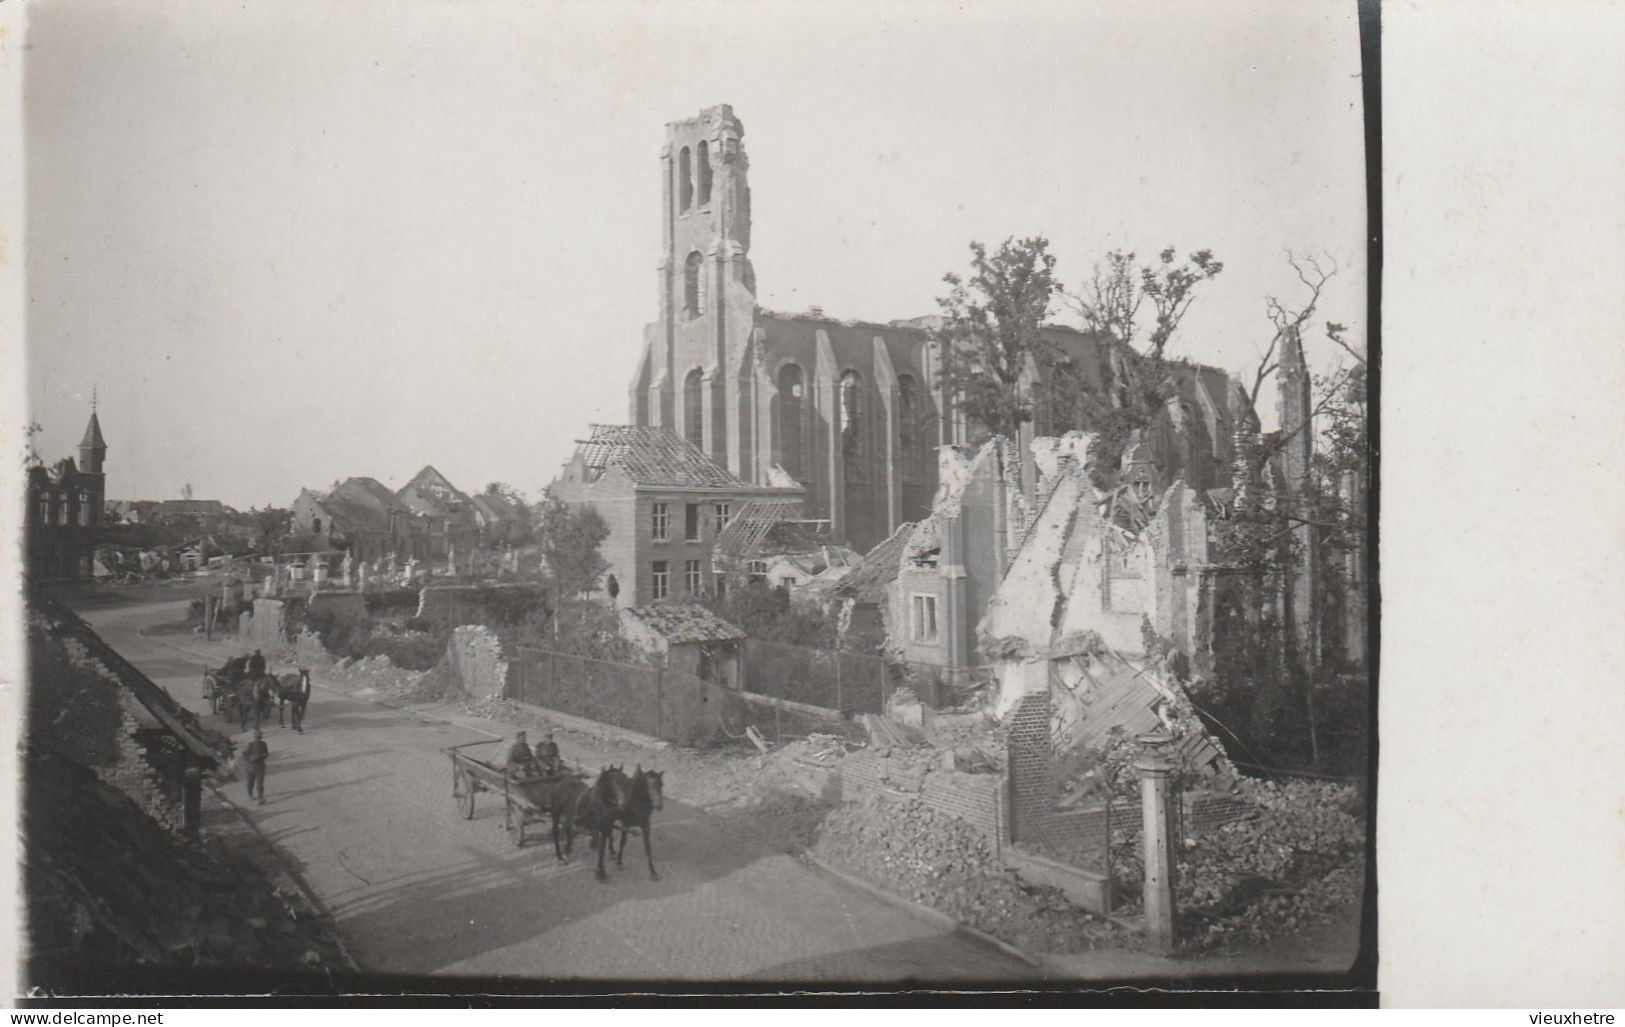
[395, 465, 481, 560]
[626, 104, 1250, 554]
[547, 424, 802, 607]
[25, 406, 108, 582]
[291, 476, 430, 564]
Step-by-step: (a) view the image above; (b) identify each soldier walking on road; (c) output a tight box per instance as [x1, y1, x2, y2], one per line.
[243, 729, 269, 805]
[248, 649, 267, 678]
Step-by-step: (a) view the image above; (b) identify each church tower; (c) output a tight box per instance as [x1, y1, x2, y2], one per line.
[631, 105, 760, 479]
[78, 406, 107, 476]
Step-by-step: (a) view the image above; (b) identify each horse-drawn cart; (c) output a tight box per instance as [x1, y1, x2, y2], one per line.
[445, 740, 587, 850]
[202, 665, 239, 716]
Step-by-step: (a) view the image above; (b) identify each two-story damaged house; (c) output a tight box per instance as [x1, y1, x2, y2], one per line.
[548, 424, 802, 607]
[395, 466, 480, 560]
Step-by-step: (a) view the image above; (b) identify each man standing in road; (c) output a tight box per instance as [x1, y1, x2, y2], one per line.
[243, 729, 270, 805]
[248, 649, 267, 678]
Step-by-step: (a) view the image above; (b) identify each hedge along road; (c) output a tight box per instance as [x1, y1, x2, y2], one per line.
[77, 595, 1040, 984]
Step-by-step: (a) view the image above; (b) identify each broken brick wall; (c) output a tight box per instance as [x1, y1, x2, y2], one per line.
[27, 615, 190, 834]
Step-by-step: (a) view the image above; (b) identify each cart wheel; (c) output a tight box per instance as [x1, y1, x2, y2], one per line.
[453, 770, 476, 820]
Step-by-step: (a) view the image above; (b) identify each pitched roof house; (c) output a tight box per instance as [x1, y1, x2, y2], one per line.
[549, 425, 802, 607]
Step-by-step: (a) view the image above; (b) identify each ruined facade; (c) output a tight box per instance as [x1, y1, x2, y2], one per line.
[628, 105, 1252, 554]
[25, 407, 108, 582]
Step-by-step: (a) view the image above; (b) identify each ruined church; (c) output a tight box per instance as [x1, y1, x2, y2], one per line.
[627, 105, 1257, 553]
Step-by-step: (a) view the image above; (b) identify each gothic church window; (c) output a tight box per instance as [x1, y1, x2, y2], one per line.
[696, 141, 712, 205]
[898, 374, 926, 475]
[684, 369, 705, 449]
[679, 146, 693, 212]
[777, 364, 804, 480]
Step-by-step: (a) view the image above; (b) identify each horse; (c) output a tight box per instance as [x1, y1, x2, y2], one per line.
[612, 765, 665, 881]
[274, 669, 312, 732]
[235, 674, 275, 731]
[571, 765, 634, 882]
[512, 771, 591, 863]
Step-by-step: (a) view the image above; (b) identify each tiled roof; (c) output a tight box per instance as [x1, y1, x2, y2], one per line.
[319, 492, 392, 534]
[621, 604, 746, 644]
[575, 425, 748, 489]
[827, 521, 915, 603]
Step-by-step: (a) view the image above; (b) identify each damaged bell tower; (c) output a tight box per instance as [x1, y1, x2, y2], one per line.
[630, 104, 759, 479]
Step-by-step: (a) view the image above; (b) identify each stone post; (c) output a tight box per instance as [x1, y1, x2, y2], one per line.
[182, 763, 202, 838]
[1135, 731, 1180, 954]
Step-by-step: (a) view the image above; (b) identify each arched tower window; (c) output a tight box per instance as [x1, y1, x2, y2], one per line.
[684, 369, 705, 450]
[679, 146, 693, 212]
[312, 517, 323, 535]
[696, 140, 712, 205]
[777, 363, 804, 479]
[684, 251, 704, 318]
[839, 370, 862, 458]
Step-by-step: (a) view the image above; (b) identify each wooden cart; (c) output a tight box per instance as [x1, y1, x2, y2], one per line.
[445, 740, 585, 848]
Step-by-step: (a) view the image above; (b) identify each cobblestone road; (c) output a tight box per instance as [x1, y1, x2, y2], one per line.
[82, 599, 1040, 984]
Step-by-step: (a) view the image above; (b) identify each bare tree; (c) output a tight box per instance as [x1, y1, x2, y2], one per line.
[1243, 252, 1337, 408]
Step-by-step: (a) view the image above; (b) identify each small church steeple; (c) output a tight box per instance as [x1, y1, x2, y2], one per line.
[78, 388, 107, 475]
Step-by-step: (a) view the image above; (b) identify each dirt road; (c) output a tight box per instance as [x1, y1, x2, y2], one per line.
[79, 597, 1040, 984]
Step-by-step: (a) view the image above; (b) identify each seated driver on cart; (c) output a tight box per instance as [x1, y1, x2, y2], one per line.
[505, 732, 541, 779]
[534, 730, 563, 776]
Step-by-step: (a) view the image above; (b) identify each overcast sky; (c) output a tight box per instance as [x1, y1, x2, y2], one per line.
[23, 0, 1365, 509]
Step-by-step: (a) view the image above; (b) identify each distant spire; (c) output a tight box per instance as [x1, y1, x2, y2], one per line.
[92, 383, 98, 412]
[79, 409, 107, 451]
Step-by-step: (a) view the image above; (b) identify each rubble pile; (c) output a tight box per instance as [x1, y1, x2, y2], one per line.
[24, 749, 345, 975]
[324, 653, 424, 695]
[812, 792, 1119, 954]
[1123, 778, 1366, 952]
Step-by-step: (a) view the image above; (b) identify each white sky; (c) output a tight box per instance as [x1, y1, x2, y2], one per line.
[23, 0, 1366, 509]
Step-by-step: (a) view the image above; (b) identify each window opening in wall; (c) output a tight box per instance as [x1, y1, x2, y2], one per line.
[748, 560, 768, 585]
[839, 370, 862, 457]
[715, 575, 727, 600]
[39, 496, 50, 522]
[779, 575, 798, 588]
[651, 502, 669, 541]
[777, 363, 805, 480]
[911, 593, 940, 643]
[696, 140, 712, 205]
[685, 559, 702, 594]
[312, 517, 323, 535]
[679, 146, 693, 211]
[713, 502, 731, 533]
[684, 503, 700, 541]
[684, 252, 704, 318]
[684, 369, 704, 448]
[58, 495, 69, 525]
[652, 560, 669, 600]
